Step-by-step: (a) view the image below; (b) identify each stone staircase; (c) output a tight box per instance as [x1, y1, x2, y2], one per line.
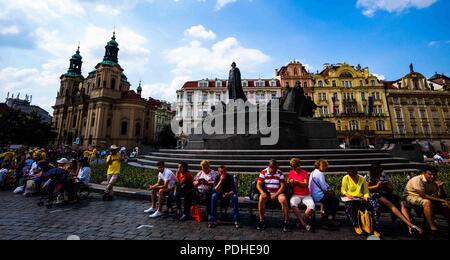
[128, 149, 423, 175]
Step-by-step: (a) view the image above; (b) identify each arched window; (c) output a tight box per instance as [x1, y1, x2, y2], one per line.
[121, 121, 128, 135]
[340, 71, 353, 78]
[135, 122, 142, 137]
[111, 78, 116, 90]
[318, 81, 324, 87]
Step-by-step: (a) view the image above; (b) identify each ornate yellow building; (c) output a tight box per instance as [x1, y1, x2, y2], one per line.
[275, 60, 314, 97]
[312, 63, 392, 147]
[52, 33, 173, 149]
[385, 64, 450, 152]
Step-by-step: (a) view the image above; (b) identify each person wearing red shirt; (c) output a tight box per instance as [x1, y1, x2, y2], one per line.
[174, 162, 194, 221]
[288, 158, 315, 232]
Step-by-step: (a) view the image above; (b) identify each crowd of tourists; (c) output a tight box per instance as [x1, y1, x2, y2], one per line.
[140, 158, 450, 239]
[1, 144, 450, 239]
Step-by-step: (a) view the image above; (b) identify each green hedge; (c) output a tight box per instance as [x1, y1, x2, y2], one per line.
[91, 164, 450, 197]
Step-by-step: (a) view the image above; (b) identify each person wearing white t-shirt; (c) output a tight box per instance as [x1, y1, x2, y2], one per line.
[146, 161, 176, 218]
[309, 159, 340, 224]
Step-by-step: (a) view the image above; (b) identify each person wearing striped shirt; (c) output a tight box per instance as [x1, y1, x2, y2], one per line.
[256, 160, 290, 232]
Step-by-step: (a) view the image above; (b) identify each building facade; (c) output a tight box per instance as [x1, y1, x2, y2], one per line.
[175, 79, 281, 138]
[4, 94, 52, 124]
[52, 33, 173, 149]
[275, 60, 314, 97]
[385, 65, 450, 152]
[312, 63, 392, 147]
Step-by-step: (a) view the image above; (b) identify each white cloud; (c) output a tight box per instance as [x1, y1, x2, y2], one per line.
[357, 0, 438, 17]
[95, 4, 121, 16]
[428, 40, 450, 47]
[184, 25, 216, 40]
[0, 25, 20, 35]
[216, 0, 238, 10]
[373, 73, 386, 80]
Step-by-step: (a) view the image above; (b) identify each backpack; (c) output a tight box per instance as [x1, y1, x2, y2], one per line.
[249, 180, 261, 201]
[191, 204, 206, 223]
[357, 206, 374, 236]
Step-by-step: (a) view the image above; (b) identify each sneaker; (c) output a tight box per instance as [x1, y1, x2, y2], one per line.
[305, 225, 313, 233]
[149, 210, 163, 218]
[235, 222, 241, 229]
[354, 227, 364, 235]
[282, 222, 291, 232]
[179, 215, 191, 221]
[144, 207, 156, 213]
[257, 221, 266, 231]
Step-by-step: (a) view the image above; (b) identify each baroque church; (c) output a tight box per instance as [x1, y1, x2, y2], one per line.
[52, 32, 173, 149]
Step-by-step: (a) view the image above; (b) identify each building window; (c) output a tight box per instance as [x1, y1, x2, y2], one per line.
[187, 93, 193, 103]
[409, 110, 415, 119]
[396, 109, 402, 119]
[376, 120, 386, 131]
[337, 121, 342, 131]
[255, 80, 265, 87]
[107, 118, 112, 128]
[320, 106, 328, 116]
[304, 82, 308, 88]
[424, 125, 431, 135]
[333, 93, 339, 101]
[271, 92, 277, 99]
[202, 93, 208, 102]
[111, 78, 116, 90]
[319, 93, 327, 101]
[91, 118, 95, 127]
[373, 92, 381, 100]
[420, 110, 427, 119]
[332, 81, 337, 87]
[436, 126, 442, 135]
[199, 81, 209, 88]
[121, 122, 128, 135]
[412, 126, 418, 135]
[97, 77, 101, 89]
[135, 122, 141, 137]
[360, 80, 364, 87]
[350, 121, 359, 131]
[432, 111, 439, 119]
[399, 125, 405, 135]
[361, 92, 366, 101]
[270, 80, 277, 87]
[393, 97, 399, 105]
[318, 81, 324, 87]
[242, 81, 248, 87]
[371, 80, 376, 86]
[216, 81, 222, 88]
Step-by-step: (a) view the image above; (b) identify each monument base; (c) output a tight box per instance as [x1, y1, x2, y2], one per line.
[185, 111, 339, 150]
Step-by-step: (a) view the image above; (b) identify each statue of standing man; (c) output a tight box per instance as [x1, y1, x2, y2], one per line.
[228, 62, 247, 102]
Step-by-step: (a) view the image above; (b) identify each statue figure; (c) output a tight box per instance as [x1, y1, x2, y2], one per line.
[228, 62, 247, 102]
[281, 81, 317, 117]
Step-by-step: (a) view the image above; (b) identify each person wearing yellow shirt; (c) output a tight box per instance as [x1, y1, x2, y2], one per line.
[103, 145, 122, 201]
[90, 147, 98, 164]
[341, 167, 378, 237]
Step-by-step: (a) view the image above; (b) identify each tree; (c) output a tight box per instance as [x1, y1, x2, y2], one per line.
[0, 105, 57, 147]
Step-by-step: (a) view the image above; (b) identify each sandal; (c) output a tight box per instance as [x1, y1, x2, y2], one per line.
[409, 225, 424, 235]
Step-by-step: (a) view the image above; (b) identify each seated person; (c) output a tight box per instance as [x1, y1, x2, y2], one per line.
[208, 165, 240, 229]
[288, 158, 315, 232]
[174, 162, 195, 221]
[76, 158, 91, 185]
[309, 159, 340, 225]
[257, 160, 290, 232]
[341, 167, 379, 237]
[146, 161, 176, 218]
[405, 165, 450, 235]
[367, 164, 423, 235]
[194, 160, 217, 217]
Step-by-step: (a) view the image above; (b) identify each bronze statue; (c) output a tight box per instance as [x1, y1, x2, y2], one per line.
[281, 80, 317, 117]
[228, 62, 247, 102]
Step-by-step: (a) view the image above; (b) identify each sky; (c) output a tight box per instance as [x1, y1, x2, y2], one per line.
[0, 0, 449, 113]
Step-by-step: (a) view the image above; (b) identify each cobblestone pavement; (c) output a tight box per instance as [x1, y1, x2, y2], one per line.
[0, 191, 447, 240]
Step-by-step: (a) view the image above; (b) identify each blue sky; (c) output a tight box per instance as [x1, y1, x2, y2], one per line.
[0, 0, 449, 113]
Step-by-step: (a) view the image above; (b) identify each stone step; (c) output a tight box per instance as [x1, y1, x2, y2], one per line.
[159, 149, 388, 155]
[138, 156, 409, 167]
[148, 152, 393, 160]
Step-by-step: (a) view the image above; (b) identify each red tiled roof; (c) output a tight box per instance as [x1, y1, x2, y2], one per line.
[382, 81, 398, 90]
[181, 79, 281, 89]
[121, 90, 144, 101]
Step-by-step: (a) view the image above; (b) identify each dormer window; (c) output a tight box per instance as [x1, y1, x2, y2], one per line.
[216, 81, 222, 88]
[270, 80, 277, 87]
[255, 80, 265, 87]
[242, 80, 248, 87]
[198, 81, 209, 88]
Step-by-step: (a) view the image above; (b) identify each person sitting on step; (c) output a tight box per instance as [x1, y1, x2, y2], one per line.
[146, 161, 177, 218]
